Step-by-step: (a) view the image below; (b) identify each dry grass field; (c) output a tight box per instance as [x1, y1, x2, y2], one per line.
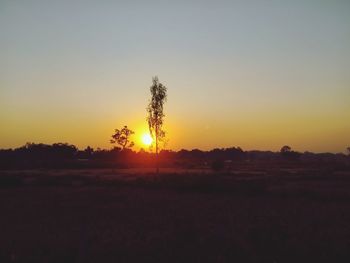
[1, 167, 350, 262]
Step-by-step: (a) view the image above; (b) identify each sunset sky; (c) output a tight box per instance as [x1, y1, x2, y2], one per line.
[1, 0, 349, 153]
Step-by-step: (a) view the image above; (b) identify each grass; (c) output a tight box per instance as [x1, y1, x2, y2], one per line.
[0, 167, 350, 262]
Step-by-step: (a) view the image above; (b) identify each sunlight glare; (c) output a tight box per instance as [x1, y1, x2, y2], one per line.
[141, 133, 153, 146]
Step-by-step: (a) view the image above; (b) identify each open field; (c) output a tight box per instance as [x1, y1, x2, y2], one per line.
[1, 168, 350, 262]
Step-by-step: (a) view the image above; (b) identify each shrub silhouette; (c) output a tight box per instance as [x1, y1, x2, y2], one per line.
[110, 126, 134, 150]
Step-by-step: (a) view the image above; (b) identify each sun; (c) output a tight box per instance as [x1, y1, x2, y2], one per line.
[141, 133, 153, 146]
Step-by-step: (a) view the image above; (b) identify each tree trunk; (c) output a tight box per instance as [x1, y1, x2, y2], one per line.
[155, 125, 159, 174]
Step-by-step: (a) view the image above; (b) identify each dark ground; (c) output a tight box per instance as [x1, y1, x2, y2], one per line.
[1, 168, 350, 263]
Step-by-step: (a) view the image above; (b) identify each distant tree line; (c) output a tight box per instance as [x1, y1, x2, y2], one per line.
[0, 143, 349, 170]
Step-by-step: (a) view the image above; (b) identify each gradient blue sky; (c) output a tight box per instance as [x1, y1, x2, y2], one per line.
[1, 0, 349, 152]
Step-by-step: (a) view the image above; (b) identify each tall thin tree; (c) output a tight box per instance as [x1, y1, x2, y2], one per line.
[147, 76, 167, 174]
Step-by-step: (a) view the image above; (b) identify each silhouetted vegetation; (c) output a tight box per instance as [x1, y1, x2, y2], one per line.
[280, 145, 301, 160]
[110, 125, 135, 149]
[280, 145, 291, 153]
[0, 143, 349, 170]
[1, 167, 350, 262]
[147, 76, 167, 174]
[1, 143, 349, 263]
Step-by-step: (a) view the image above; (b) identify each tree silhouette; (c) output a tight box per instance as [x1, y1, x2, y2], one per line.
[110, 126, 134, 150]
[280, 145, 291, 153]
[280, 145, 300, 160]
[84, 146, 94, 156]
[347, 147, 350, 156]
[147, 76, 167, 174]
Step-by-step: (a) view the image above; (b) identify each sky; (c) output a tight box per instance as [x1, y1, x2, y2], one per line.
[1, 0, 349, 153]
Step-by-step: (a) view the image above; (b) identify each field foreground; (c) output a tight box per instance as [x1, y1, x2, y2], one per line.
[1, 168, 350, 262]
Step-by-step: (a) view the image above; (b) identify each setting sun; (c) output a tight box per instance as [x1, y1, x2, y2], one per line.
[141, 133, 153, 146]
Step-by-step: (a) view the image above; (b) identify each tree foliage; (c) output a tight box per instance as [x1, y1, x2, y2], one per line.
[147, 76, 167, 150]
[280, 145, 292, 153]
[147, 76, 167, 173]
[280, 145, 301, 160]
[110, 126, 134, 150]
